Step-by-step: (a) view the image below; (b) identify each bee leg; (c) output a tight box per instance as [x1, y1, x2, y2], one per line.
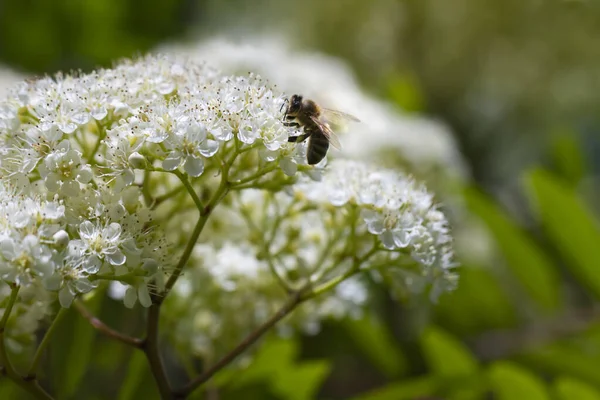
[283, 122, 300, 128]
[288, 133, 311, 143]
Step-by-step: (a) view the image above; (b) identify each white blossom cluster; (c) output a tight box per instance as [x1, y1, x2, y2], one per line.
[293, 159, 457, 296]
[0, 54, 307, 336]
[160, 36, 468, 180]
[163, 241, 367, 359]
[1, 55, 316, 186]
[162, 37, 498, 266]
[164, 159, 456, 358]
[0, 53, 328, 347]
[0, 180, 167, 310]
[0, 51, 458, 359]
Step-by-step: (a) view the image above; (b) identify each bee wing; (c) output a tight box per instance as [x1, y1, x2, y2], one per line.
[320, 108, 361, 123]
[309, 115, 342, 150]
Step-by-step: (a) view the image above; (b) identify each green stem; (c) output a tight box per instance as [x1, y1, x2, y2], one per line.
[231, 178, 295, 191]
[142, 303, 173, 400]
[229, 162, 278, 187]
[238, 203, 291, 293]
[152, 186, 185, 208]
[142, 170, 153, 207]
[302, 267, 359, 300]
[142, 148, 238, 398]
[174, 170, 204, 212]
[174, 291, 304, 397]
[0, 286, 18, 328]
[264, 249, 292, 293]
[88, 121, 106, 163]
[0, 287, 20, 381]
[174, 243, 378, 396]
[304, 247, 379, 300]
[163, 157, 232, 296]
[27, 307, 68, 377]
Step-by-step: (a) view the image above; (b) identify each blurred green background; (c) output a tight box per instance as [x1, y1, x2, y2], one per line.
[2, 0, 600, 399]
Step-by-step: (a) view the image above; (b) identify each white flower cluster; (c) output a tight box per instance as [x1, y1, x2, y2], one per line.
[0, 51, 458, 361]
[0, 181, 166, 310]
[1, 55, 315, 186]
[163, 37, 498, 267]
[0, 54, 321, 346]
[295, 160, 453, 260]
[293, 159, 457, 296]
[164, 158, 456, 357]
[163, 241, 367, 358]
[160, 36, 468, 180]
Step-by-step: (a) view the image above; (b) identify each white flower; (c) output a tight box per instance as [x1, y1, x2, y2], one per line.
[70, 221, 127, 273]
[0, 235, 54, 284]
[162, 121, 218, 177]
[103, 124, 145, 190]
[38, 140, 92, 195]
[44, 251, 97, 308]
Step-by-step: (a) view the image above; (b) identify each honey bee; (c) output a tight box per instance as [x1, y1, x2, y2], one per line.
[281, 94, 359, 165]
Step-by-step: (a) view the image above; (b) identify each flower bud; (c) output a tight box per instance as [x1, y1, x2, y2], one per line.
[128, 152, 146, 169]
[53, 230, 70, 249]
[142, 259, 159, 274]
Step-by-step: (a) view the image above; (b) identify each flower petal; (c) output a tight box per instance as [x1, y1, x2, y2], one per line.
[138, 285, 152, 307]
[79, 221, 95, 239]
[279, 157, 297, 177]
[106, 249, 126, 266]
[59, 286, 75, 308]
[162, 153, 182, 171]
[124, 286, 137, 308]
[104, 223, 122, 242]
[184, 155, 204, 177]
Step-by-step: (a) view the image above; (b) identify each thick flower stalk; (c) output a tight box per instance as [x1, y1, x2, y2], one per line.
[0, 54, 457, 399]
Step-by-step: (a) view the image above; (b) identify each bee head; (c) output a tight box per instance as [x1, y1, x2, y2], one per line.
[288, 94, 303, 114]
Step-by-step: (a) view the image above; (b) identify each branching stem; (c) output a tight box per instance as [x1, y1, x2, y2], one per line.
[74, 300, 143, 348]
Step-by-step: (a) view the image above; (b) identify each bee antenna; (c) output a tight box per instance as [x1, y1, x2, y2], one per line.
[280, 98, 289, 113]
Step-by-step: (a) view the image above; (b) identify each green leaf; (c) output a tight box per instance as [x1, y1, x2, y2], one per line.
[488, 361, 549, 400]
[351, 377, 437, 400]
[344, 315, 407, 378]
[232, 338, 298, 388]
[526, 169, 600, 297]
[464, 186, 560, 310]
[435, 265, 516, 332]
[50, 294, 102, 398]
[0, 380, 32, 400]
[517, 337, 600, 387]
[421, 326, 478, 378]
[550, 130, 586, 185]
[555, 376, 600, 400]
[271, 360, 331, 400]
[118, 351, 148, 400]
[231, 337, 330, 400]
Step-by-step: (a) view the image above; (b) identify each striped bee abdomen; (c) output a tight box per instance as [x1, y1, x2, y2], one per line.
[307, 130, 330, 165]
